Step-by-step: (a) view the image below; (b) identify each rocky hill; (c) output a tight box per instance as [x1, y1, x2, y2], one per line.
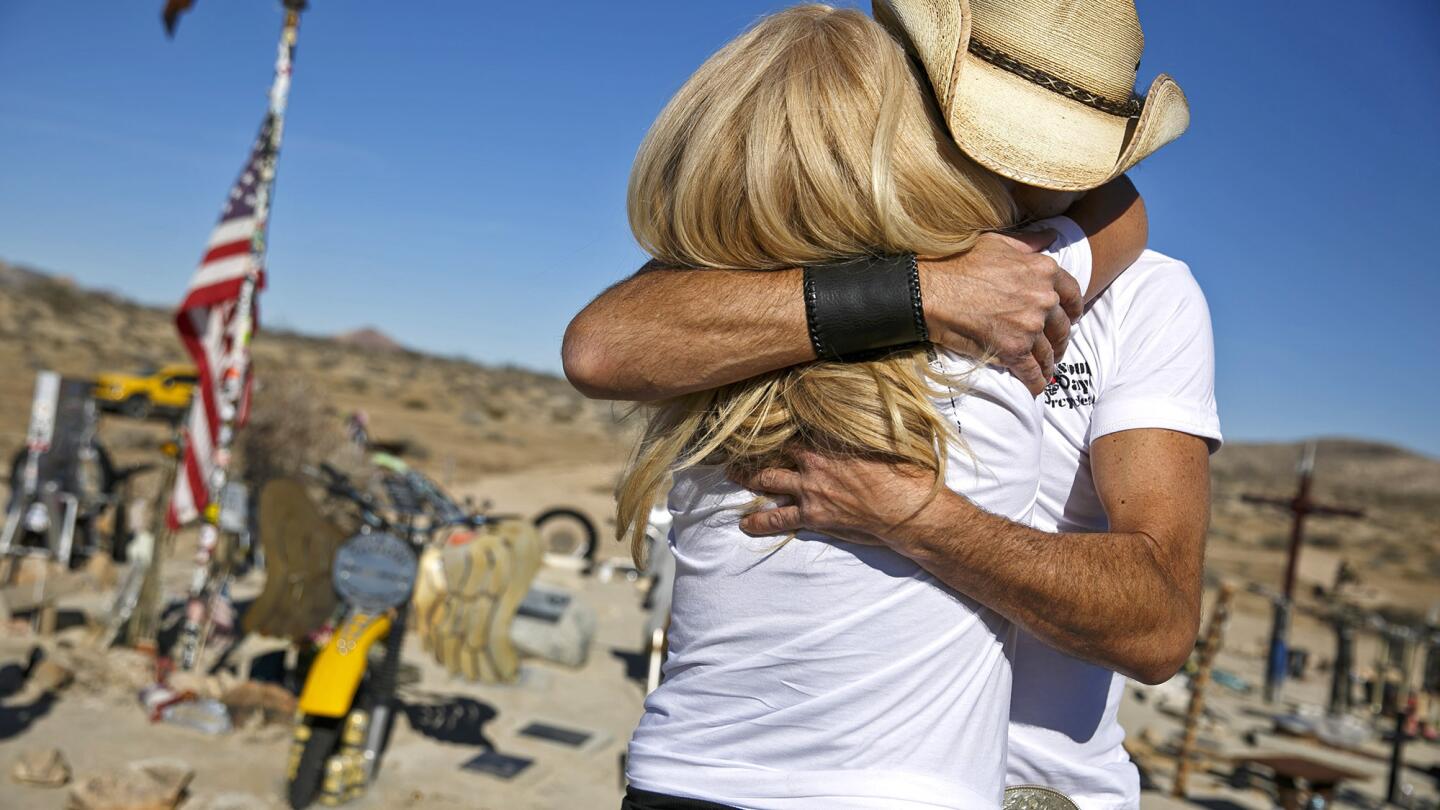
[0, 260, 633, 484]
[1208, 438, 1439, 617]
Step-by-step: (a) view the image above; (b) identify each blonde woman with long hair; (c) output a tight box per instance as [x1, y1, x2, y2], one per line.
[615, 6, 1144, 809]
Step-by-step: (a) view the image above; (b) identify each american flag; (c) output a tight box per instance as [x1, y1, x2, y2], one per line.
[166, 114, 276, 530]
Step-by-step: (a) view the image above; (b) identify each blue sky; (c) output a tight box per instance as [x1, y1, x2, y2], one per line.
[1, 1, 1437, 456]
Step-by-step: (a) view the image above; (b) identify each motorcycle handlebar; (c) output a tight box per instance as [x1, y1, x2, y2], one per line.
[301, 464, 373, 509]
[300, 464, 513, 537]
[432, 513, 517, 531]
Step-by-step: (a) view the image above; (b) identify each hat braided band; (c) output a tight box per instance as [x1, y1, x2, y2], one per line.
[967, 38, 1143, 119]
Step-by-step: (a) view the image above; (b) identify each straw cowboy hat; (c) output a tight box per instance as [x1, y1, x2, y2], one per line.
[874, 0, 1189, 191]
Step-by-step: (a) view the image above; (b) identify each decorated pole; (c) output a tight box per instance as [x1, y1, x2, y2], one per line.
[1173, 582, 1234, 799]
[175, 0, 306, 671]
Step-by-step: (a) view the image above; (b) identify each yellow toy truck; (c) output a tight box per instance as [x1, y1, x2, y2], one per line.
[93, 364, 197, 420]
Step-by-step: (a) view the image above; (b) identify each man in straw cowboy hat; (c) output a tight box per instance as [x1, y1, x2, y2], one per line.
[569, 0, 1216, 807]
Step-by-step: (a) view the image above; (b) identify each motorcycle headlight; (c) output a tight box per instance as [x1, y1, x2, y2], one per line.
[23, 503, 50, 533]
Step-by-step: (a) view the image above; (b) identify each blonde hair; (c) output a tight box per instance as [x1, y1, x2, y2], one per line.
[619, 4, 1017, 563]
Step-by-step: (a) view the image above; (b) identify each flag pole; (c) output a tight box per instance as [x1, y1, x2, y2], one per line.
[176, 0, 305, 671]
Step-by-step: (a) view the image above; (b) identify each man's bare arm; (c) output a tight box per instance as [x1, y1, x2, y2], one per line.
[563, 176, 1146, 402]
[563, 233, 1071, 400]
[736, 428, 1210, 684]
[1067, 174, 1147, 299]
[562, 266, 813, 401]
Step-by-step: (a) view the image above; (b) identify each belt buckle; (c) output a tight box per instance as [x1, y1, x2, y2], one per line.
[1002, 785, 1079, 810]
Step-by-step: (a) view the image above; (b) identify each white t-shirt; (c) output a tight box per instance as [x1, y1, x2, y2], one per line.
[626, 222, 1091, 810]
[1007, 245, 1222, 810]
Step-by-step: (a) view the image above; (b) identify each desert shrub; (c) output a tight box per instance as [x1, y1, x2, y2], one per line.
[236, 372, 351, 488]
[313, 352, 341, 372]
[402, 398, 428, 411]
[29, 277, 87, 316]
[398, 438, 429, 461]
[1259, 534, 1289, 551]
[1368, 544, 1408, 568]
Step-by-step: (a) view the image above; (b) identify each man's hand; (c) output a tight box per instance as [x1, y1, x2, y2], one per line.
[735, 450, 938, 547]
[920, 231, 1082, 395]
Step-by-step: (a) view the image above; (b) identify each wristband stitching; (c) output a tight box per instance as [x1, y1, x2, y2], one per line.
[802, 268, 831, 360]
[906, 254, 929, 343]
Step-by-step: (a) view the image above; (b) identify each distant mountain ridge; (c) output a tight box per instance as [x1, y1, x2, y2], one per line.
[1213, 438, 1440, 507]
[335, 327, 403, 352]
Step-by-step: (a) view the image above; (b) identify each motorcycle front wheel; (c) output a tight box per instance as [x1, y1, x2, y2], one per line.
[287, 714, 340, 810]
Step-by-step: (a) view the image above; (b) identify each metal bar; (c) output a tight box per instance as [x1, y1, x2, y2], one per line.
[1386, 704, 1408, 804]
[54, 494, 78, 568]
[1328, 616, 1355, 715]
[1264, 599, 1292, 703]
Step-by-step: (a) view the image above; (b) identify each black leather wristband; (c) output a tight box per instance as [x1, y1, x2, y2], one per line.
[803, 253, 928, 361]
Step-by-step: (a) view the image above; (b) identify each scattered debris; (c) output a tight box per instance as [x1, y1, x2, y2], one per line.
[1272, 710, 1373, 750]
[221, 680, 296, 728]
[183, 791, 274, 810]
[1131, 674, 1192, 716]
[68, 758, 194, 810]
[510, 585, 596, 668]
[518, 720, 595, 748]
[55, 623, 99, 648]
[10, 746, 71, 787]
[459, 749, 532, 781]
[65, 646, 154, 695]
[84, 554, 119, 590]
[26, 657, 74, 695]
[1212, 668, 1251, 694]
[161, 697, 233, 736]
[168, 670, 240, 702]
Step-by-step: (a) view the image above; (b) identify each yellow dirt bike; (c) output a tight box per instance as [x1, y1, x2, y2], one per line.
[285, 463, 490, 808]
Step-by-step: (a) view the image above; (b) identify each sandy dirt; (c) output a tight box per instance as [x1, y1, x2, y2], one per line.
[1, 465, 651, 810]
[2, 461, 1435, 810]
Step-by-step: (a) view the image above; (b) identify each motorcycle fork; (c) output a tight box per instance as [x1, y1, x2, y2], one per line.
[360, 600, 408, 782]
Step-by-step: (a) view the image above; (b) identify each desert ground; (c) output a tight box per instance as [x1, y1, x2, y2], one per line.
[0, 261, 1436, 809]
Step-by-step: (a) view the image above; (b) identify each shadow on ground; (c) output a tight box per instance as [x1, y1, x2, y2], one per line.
[0, 692, 56, 741]
[1186, 797, 1253, 810]
[609, 647, 647, 686]
[0, 649, 54, 741]
[401, 694, 498, 748]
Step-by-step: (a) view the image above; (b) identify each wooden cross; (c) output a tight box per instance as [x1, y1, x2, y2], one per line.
[1241, 441, 1364, 701]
